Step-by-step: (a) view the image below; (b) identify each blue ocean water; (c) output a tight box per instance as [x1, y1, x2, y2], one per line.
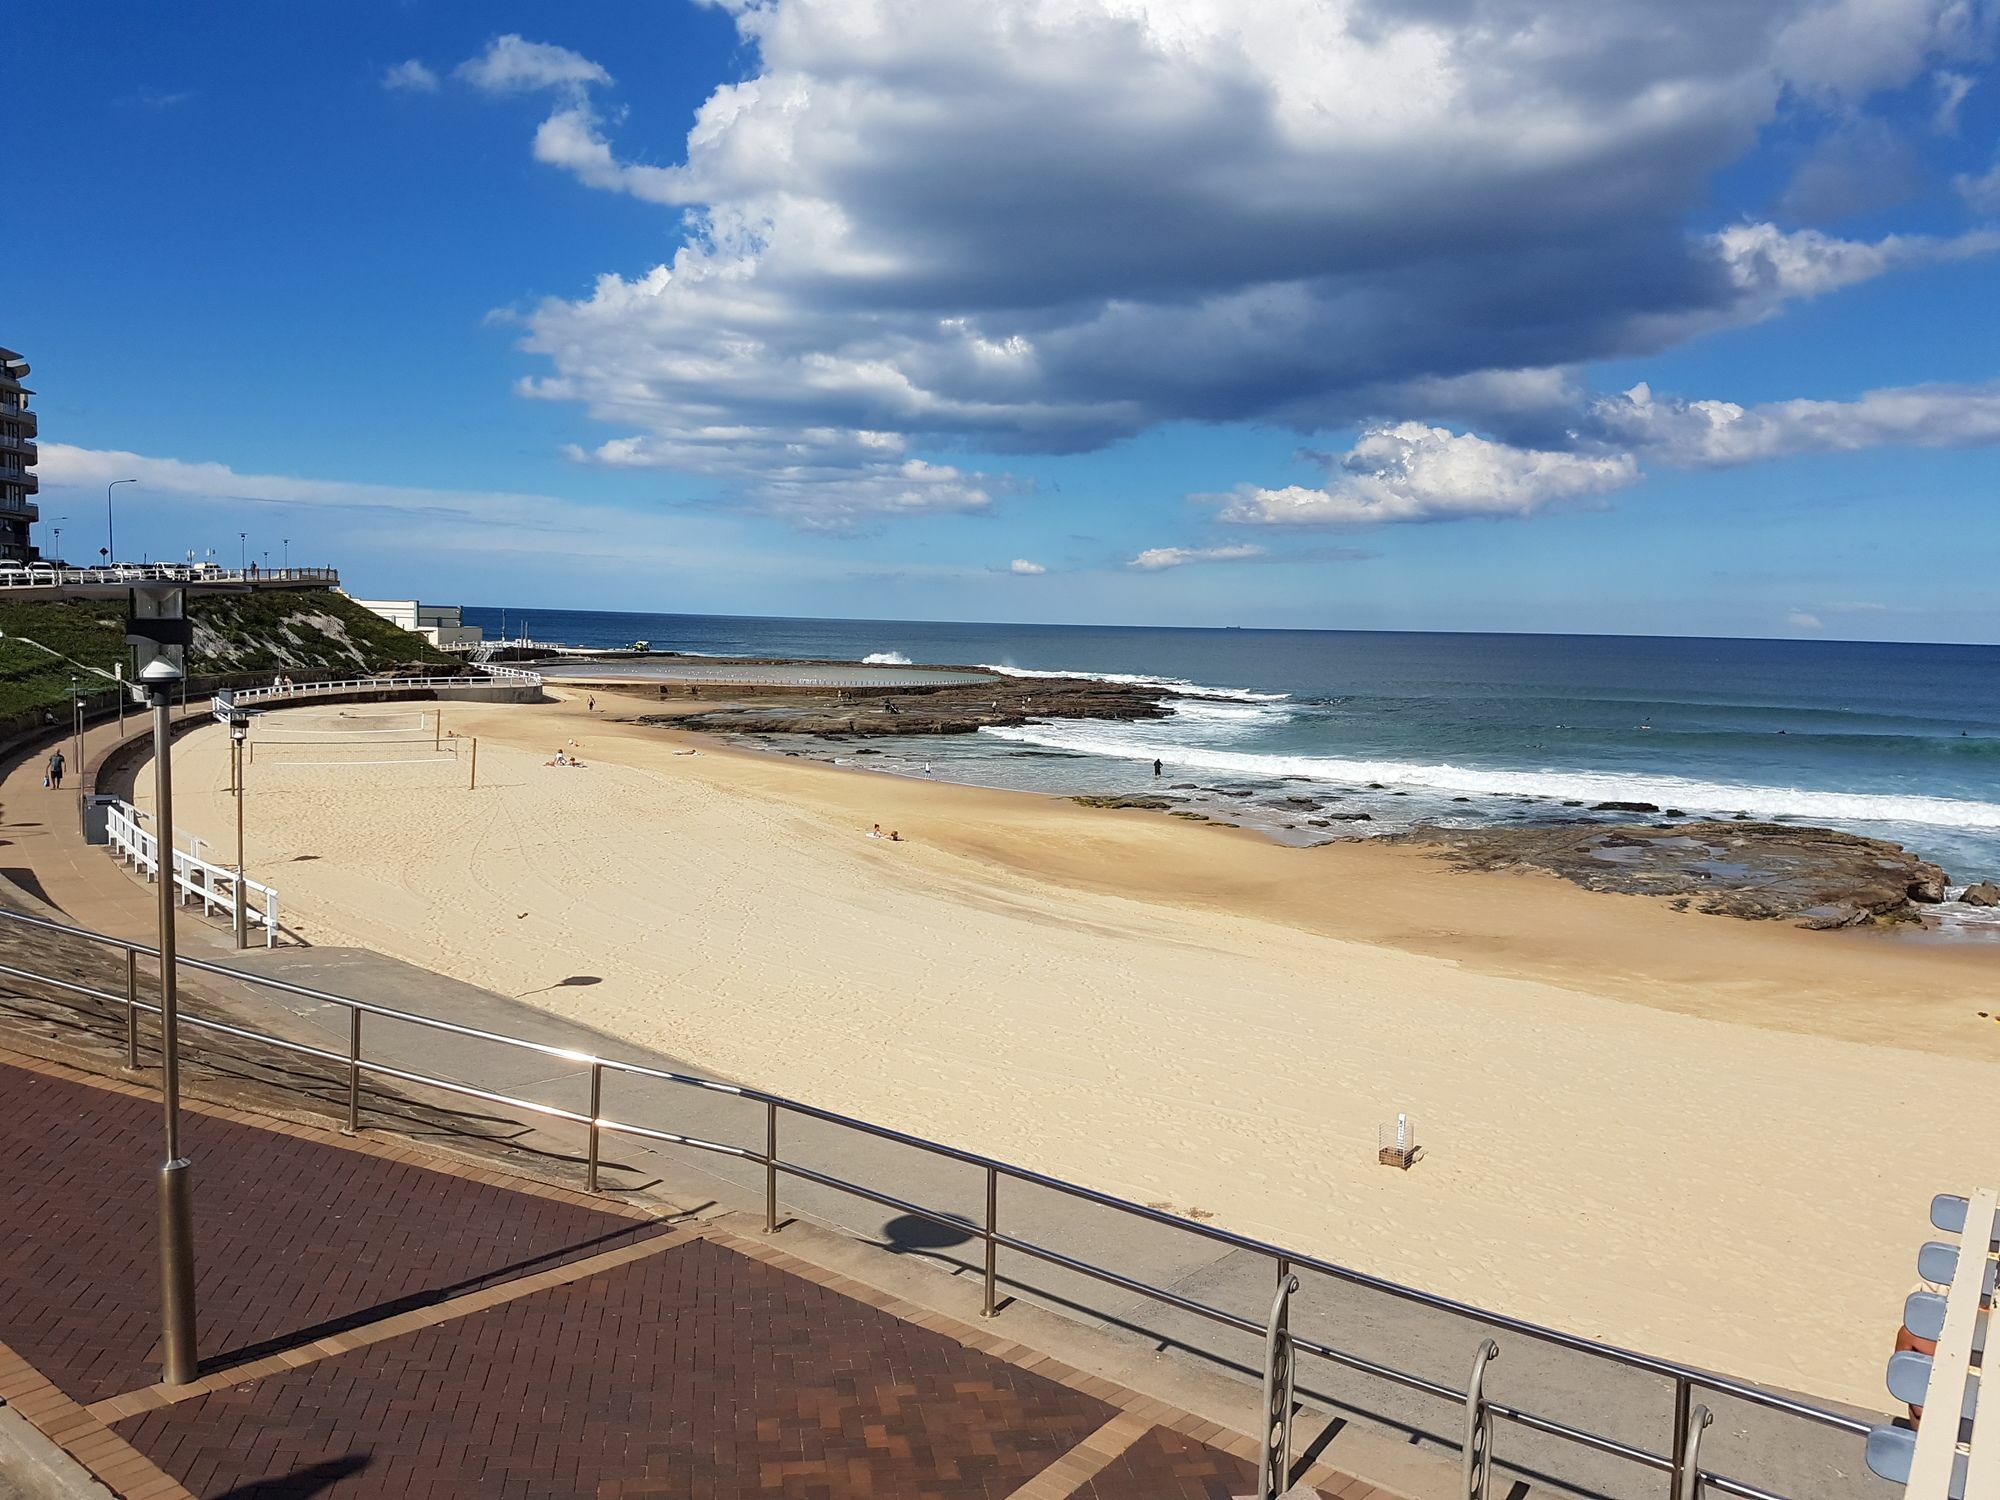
[464, 607, 2000, 882]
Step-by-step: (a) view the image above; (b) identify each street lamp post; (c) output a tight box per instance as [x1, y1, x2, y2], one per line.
[69, 674, 82, 774]
[231, 716, 248, 949]
[281, 538, 289, 571]
[107, 479, 135, 567]
[238, 533, 246, 571]
[125, 585, 198, 1386]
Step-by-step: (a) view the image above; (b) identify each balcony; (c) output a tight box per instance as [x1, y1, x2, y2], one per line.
[0, 435, 37, 463]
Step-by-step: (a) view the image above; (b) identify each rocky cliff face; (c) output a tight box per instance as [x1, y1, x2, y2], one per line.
[1393, 820, 1950, 928]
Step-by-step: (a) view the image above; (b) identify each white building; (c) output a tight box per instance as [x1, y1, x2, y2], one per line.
[348, 596, 484, 650]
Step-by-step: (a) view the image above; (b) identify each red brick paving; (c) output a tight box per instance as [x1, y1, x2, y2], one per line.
[114, 1237, 1122, 1499]
[0, 1060, 660, 1403]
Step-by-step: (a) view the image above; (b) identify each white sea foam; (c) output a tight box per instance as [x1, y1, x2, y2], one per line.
[862, 651, 913, 665]
[975, 663, 1288, 702]
[980, 723, 2000, 831]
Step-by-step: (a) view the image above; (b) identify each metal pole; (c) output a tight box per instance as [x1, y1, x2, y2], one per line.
[150, 684, 197, 1386]
[982, 1165, 999, 1317]
[1257, 1273, 1300, 1500]
[107, 478, 134, 564]
[469, 736, 478, 790]
[116, 663, 125, 735]
[1462, 1339, 1501, 1500]
[344, 1009, 362, 1134]
[586, 1062, 602, 1192]
[231, 734, 246, 950]
[764, 1101, 778, 1233]
[123, 948, 139, 1069]
[1668, 1376, 1694, 1499]
[1674, 1404, 1712, 1500]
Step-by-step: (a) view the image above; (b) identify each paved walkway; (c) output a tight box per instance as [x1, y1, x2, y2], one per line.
[0, 1050, 1376, 1500]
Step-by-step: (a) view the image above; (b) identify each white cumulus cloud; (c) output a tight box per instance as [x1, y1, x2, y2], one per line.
[382, 60, 440, 93]
[1008, 558, 1046, 575]
[456, 0, 1998, 528]
[1127, 544, 1266, 570]
[1219, 424, 1639, 527]
[458, 35, 610, 96]
[1591, 379, 2000, 465]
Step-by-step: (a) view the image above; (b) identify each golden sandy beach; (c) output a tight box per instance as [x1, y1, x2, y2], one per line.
[149, 694, 2000, 1409]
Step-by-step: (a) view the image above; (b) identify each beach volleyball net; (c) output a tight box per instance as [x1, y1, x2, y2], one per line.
[247, 709, 466, 774]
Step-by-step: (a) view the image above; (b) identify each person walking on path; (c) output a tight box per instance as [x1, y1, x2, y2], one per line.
[45, 750, 64, 790]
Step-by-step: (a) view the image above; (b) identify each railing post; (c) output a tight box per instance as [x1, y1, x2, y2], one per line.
[981, 1165, 999, 1318]
[763, 1100, 778, 1233]
[1674, 1403, 1712, 1500]
[1667, 1376, 1693, 1499]
[123, 949, 140, 1069]
[1257, 1272, 1300, 1500]
[1462, 1339, 1500, 1500]
[344, 1009, 362, 1134]
[586, 1062, 603, 1193]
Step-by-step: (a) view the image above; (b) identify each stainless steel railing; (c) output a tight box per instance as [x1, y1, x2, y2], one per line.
[0, 905, 1870, 1499]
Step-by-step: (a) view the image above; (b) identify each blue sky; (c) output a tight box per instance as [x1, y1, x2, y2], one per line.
[10, 1, 2000, 639]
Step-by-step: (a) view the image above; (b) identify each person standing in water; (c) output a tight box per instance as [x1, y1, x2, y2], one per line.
[1153, 758, 1163, 777]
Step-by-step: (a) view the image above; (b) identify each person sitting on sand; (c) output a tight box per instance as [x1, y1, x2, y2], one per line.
[868, 823, 883, 839]
[888, 830, 903, 842]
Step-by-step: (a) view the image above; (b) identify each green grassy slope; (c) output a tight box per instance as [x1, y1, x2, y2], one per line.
[0, 587, 450, 718]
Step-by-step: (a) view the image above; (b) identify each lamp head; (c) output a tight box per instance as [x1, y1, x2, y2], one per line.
[126, 585, 190, 685]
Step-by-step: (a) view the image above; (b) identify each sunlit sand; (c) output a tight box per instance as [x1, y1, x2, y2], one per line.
[148, 694, 2000, 1408]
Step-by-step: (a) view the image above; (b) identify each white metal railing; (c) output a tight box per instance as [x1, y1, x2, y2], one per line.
[103, 800, 279, 947]
[232, 665, 542, 706]
[0, 564, 339, 589]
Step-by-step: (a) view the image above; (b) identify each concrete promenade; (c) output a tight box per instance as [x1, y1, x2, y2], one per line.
[0, 708, 1889, 1500]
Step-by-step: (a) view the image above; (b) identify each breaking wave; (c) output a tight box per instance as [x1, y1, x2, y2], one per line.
[978, 723, 2000, 830]
[862, 651, 913, 665]
[975, 663, 1288, 703]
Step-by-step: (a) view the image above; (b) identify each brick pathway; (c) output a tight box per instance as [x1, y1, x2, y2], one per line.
[0, 1052, 1390, 1500]
[0, 1059, 658, 1403]
[114, 1237, 1116, 1499]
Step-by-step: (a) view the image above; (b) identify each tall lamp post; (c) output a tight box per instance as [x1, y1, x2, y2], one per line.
[281, 538, 289, 571]
[107, 479, 135, 568]
[69, 674, 82, 774]
[237, 533, 246, 571]
[125, 585, 198, 1385]
[231, 714, 249, 949]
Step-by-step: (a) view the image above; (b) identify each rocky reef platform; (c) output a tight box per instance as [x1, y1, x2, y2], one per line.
[1392, 819, 1951, 928]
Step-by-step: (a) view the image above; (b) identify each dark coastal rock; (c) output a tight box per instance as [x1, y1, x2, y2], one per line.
[647, 670, 1175, 738]
[1392, 820, 1951, 928]
[1591, 800, 1659, 813]
[1323, 812, 1374, 822]
[1962, 881, 2000, 906]
[1071, 794, 1178, 811]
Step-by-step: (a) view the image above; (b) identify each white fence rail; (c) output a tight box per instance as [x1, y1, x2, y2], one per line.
[104, 800, 279, 947]
[231, 665, 542, 707]
[0, 564, 338, 590]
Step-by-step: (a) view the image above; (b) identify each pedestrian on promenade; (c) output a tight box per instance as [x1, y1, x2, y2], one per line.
[45, 750, 64, 789]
